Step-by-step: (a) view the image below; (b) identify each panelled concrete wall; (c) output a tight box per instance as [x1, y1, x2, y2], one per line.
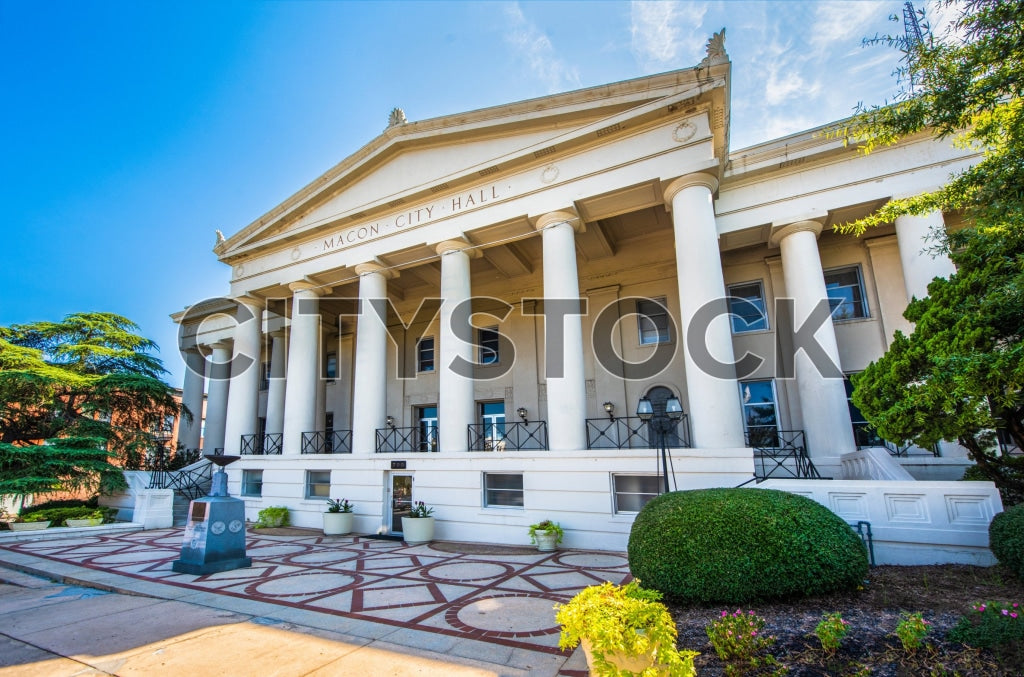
[759, 479, 1003, 565]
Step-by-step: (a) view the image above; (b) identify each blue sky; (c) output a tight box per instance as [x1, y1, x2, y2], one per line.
[0, 1, 938, 387]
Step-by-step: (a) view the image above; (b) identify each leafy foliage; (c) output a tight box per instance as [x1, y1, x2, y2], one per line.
[989, 503, 1024, 579]
[813, 612, 850, 656]
[894, 611, 932, 654]
[627, 489, 868, 604]
[826, 0, 1024, 501]
[705, 609, 774, 661]
[254, 506, 289, 528]
[555, 580, 698, 676]
[0, 313, 183, 502]
[948, 601, 1024, 654]
[528, 519, 564, 545]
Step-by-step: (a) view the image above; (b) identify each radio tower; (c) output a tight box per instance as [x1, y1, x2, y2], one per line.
[903, 1, 924, 92]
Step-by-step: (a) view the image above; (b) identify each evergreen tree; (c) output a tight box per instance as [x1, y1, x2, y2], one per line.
[831, 0, 1024, 502]
[0, 312, 184, 505]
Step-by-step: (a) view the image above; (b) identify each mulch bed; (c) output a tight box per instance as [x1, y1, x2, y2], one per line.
[667, 564, 1024, 676]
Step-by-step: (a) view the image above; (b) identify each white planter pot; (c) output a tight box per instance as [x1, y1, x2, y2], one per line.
[401, 516, 435, 544]
[10, 521, 50, 531]
[323, 512, 354, 536]
[581, 637, 665, 675]
[65, 518, 103, 528]
[534, 529, 559, 552]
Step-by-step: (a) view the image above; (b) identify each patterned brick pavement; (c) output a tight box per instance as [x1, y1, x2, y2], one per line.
[0, 529, 632, 656]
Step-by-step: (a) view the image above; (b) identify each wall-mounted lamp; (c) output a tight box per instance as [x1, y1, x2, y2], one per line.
[516, 407, 529, 425]
[603, 401, 615, 420]
[386, 415, 395, 429]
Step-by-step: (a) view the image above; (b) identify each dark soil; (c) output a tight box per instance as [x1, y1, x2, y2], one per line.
[666, 564, 1024, 676]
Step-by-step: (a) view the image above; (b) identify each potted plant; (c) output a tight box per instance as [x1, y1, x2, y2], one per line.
[401, 501, 434, 544]
[555, 580, 698, 676]
[528, 519, 564, 551]
[66, 512, 105, 528]
[9, 514, 51, 531]
[323, 498, 354, 535]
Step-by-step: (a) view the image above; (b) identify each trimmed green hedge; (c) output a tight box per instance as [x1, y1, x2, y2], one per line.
[20, 506, 116, 526]
[627, 488, 869, 604]
[989, 503, 1024, 579]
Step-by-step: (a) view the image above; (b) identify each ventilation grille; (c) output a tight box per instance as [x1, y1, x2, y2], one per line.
[478, 165, 500, 177]
[596, 123, 622, 137]
[429, 182, 451, 194]
[533, 146, 557, 158]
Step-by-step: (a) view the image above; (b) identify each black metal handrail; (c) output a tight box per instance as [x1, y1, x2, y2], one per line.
[376, 426, 438, 453]
[240, 433, 283, 455]
[149, 455, 214, 501]
[467, 421, 548, 451]
[997, 428, 1022, 456]
[745, 429, 821, 480]
[301, 430, 353, 454]
[851, 422, 938, 457]
[585, 415, 691, 450]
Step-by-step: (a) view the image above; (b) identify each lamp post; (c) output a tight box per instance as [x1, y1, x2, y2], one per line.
[636, 396, 683, 494]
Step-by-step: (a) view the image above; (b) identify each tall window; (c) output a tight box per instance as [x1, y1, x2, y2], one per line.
[418, 336, 435, 372]
[727, 281, 768, 333]
[305, 470, 331, 499]
[739, 380, 780, 447]
[418, 405, 438, 452]
[479, 327, 499, 364]
[612, 475, 659, 514]
[242, 469, 263, 497]
[325, 412, 335, 453]
[260, 362, 271, 390]
[637, 298, 671, 345]
[845, 374, 883, 447]
[480, 401, 506, 450]
[824, 266, 868, 321]
[483, 473, 524, 508]
[325, 352, 338, 380]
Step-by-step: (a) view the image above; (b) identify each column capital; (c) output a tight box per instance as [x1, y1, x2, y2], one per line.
[354, 261, 397, 279]
[663, 172, 719, 207]
[533, 209, 582, 233]
[288, 281, 328, 296]
[435, 239, 482, 258]
[769, 218, 824, 247]
[203, 339, 233, 351]
[230, 294, 264, 310]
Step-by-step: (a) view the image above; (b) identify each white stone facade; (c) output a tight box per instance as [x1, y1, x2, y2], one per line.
[172, 44, 999, 557]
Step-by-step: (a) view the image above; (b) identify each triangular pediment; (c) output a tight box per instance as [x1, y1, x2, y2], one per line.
[218, 58, 730, 262]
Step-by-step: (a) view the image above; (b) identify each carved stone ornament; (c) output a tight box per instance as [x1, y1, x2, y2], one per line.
[215, 229, 226, 245]
[540, 164, 560, 184]
[698, 28, 729, 68]
[672, 121, 696, 143]
[387, 107, 408, 128]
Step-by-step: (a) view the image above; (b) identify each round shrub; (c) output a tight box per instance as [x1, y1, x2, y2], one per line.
[989, 503, 1024, 579]
[628, 488, 869, 604]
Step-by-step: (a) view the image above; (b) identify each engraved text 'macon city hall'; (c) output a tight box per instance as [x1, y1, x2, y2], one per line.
[320, 183, 508, 254]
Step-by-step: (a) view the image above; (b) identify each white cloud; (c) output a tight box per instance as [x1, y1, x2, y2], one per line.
[502, 3, 581, 94]
[630, 0, 709, 72]
[809, 1, 888, 54]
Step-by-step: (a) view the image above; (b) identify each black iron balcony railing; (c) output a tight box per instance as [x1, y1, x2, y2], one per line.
[301, 430, 353, 454]
[467, 421, 548, 451]
[585, 415, 692, 450]
[376, 426, 438, 453]
[997, 428, 1022, 456]
[745, 429, 821, 480]
[240, 433, 283, 455]
[852, 422, 939, 457]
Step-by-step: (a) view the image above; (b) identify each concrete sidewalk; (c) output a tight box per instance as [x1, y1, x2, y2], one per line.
[0, 529, 627, 676]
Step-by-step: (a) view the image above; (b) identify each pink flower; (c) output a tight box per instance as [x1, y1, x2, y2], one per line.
[751, 631, 758, 636]
[721, 610, 727, 617]
[1003, 610, 1009, 616]
[1011, 613, 1019, 619]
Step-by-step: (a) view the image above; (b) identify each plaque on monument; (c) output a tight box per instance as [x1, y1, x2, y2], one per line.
[171, 454, 252, 575]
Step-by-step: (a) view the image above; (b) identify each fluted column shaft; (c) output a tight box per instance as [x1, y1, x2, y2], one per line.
[352, 264, 390, 454]
[665, 174, 746, 448]
[436, 241, 477, 452]
[282, 283, 323, 455]
[894, 210, 956, 300]
[265, 331, 286, 436]
[202, 341, 232, 453]
[534, 211, 587, 451]
[178, 349, 205, 452]
[223, 298, 263, 455]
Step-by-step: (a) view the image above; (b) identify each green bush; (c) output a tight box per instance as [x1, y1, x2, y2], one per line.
[948, 601, 1024, 655]
[24, 506, 116, 526]
[627, 488, 869, 604]
[989, 504, 1024, 580]
[20, 497, 98, 515]
[962, 465, 1024, 508]
[254, 506, 289, 529]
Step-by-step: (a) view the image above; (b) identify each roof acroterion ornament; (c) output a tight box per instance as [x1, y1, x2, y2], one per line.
[387, 107, 408, 128]
[699, 28, 729, 68]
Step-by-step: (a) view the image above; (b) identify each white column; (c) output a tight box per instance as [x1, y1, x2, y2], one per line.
[202, 341, 232, 453]
[223, 297, 263, 455]
[351, 263, 392, 454]
[664, 174, 746, 448]
[894, 209, 956, 301]
[534, 211, 587, 451]
[282, 282, 323, 455]
[435, 240, 478, 453]
[178, 349, 205, 452]
[315, 324, 328, 433]
[772, 220, 856, 462]
[264, 330, 286, 436]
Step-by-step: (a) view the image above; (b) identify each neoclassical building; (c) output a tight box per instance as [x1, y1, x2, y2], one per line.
[173, 38, 978, 549]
